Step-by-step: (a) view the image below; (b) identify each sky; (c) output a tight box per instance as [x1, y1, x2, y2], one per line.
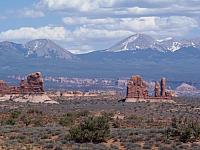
[0, 0, 200, 54]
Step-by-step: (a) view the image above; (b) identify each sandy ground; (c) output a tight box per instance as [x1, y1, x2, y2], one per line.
[126, 98, 175, 103]
[0, 94, 58, 104]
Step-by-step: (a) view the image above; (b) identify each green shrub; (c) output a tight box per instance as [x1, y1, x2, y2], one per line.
[32, 117, 43, 127]
[179, 127, 192, 143]
[4, 118, 16, 125]
[20, 115, 31, 126]
[76, 110, 90, 117]
[59, 113, 75, 127]
[10, 110, 21, 119]
[168, 117, 200, 143]
[101, 112, 114, 121]
[69, 116, 110, 143]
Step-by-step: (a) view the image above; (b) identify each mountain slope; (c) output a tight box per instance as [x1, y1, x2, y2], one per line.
[0, 35, 200, 81]
[107, 33, 156, 52]
[24, 39, 76, 59]
[106, 33, 200, 52]
[0, 41, 26, 57]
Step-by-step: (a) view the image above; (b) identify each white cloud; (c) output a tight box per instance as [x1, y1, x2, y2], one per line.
[40, 0, 177, 11]
[63, 17, 159, 31]
[63, 16, 198, 33]
[63, 17, 115, 25]
[1, 13, 198, 43]
[40, 0, 115, 11]
[73, 27, 132, 40]
[39, 0, 200, 16]
[69, 45, 93, 54]
[156, 16, 198, 29]
[0, 14, 198, 53]
[0, 26, 70, 41]
[19, 9, 45, 18]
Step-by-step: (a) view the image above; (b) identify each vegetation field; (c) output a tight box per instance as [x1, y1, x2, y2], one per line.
[0, 96, 200, 150]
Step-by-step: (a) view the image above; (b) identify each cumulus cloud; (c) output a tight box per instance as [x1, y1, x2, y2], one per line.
[0, 14, 198, 53]
[39, 0, 116, 11]
[73, 27, 132, 40]
[63, 16, 198, 33]
[38, 0, 200, 16]
[63, 17, 116, 25]
[0, 26, 70, 41]
[0, 24, 134, 53]
[156, 16, 198, 29]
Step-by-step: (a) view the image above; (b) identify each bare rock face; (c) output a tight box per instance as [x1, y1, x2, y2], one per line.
[27, 72, 44, 92]
[0, 80, 9, 96]
[155, 81, 160, 97]
[20, 72, 44, 93]
[127, 75, 148, 99]
[0, 72, 45, 95]
[126, 75, 173, 102]
[160, 78, 166, 97]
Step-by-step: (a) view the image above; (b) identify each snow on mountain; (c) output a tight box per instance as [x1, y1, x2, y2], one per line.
[108, 33, 155, 52]
[156, 38, 182, 52]
[175, 83, 200, 96]
[107, 34, 200, 53]
[24, 39, 75, 59]
[176, 83, 197, 92]
[191, 38, 200, 48]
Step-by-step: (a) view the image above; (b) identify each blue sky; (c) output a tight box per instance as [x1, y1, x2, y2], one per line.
[0, 0, 200, 53]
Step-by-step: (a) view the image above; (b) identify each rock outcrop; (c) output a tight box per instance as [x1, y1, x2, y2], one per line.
[0, 72, 44, 95]
[126, 75, 173, 102]
[20, 72, 44, 94]
[126, 75, 148, 99]
[160, 78, 166, 97]
[154, 81, 160, 97]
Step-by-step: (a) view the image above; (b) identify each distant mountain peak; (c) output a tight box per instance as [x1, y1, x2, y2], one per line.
[107, 33, 155, 52]
[107, 34, 200, 53]
[24, 39, 75, 59]
[176, 83, 197, 92]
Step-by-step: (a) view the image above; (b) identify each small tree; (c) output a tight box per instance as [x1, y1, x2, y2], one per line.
[69, 116, 110, 143]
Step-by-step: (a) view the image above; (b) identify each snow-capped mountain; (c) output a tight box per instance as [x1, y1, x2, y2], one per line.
[176, 83, 197, 92]
[175, 83, 200, 96]
[108, 34, 156, 52]
[107, 33, 200, 52]
[1, 37, 200, 81]
[24, 39, 75, 59]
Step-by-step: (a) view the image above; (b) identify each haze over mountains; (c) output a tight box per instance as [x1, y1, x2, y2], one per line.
[0, 34, 200, 81]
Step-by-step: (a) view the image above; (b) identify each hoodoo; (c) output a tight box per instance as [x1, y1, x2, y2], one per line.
[126, 75, 173, 102]
[0, 72, 44, 95]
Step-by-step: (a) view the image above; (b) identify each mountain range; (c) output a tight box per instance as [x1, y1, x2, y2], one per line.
[0, 39, 75, 60]
[0, 33, 200, 81]
[107, 33, 200, 52]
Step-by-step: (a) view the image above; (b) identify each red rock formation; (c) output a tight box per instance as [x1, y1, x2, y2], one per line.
[160, 78, 166, 97]
[126, 75, 173, 100]
[126, 75, 148, 99]
[0, 72, 44, 95]
[155, 81, 160, 97]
